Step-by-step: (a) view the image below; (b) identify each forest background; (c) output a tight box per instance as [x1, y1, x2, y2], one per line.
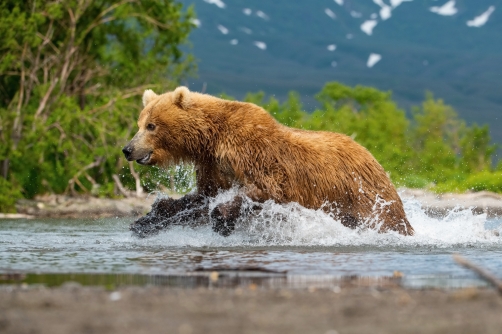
[0, 0, 501, 213]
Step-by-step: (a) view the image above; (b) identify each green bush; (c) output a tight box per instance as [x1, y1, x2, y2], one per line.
[463, 172, 502, 193]
[395, 175, 430, 189]
[0, 177, 22, 213]
[0, 0, 195, 202]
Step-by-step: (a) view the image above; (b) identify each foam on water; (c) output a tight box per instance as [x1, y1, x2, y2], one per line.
[144, 189, 501, 249]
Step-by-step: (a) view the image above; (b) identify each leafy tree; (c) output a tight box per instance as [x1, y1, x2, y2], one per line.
[410, 94, 497, 184]
[460, 125, 497, 173]
[0, 0, 195, 209]
[409, 95, 461, 184]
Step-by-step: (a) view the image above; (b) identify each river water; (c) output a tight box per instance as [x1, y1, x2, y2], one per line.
[1, 195, 501, 289]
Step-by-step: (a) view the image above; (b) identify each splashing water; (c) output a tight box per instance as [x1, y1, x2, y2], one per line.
[0, 189, 501, 288]
[145, 189, 500, 248]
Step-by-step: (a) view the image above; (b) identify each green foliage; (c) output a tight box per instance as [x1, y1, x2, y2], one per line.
[239, 82, 499, 194]
[460, 125, 497, 173]
[435, 172, 502, 194]
[463, 172, 502, 193]
[243, 91, 304, 127]
[0, 0, 195, 206]
[0, 177, 22, 213]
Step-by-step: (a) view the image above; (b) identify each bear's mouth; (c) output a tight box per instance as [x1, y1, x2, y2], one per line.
[136, 152, 152, 165]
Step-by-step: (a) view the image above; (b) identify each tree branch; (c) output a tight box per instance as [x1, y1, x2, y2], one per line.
[66, 157, 103, 195]
[112, 174, 130, 197]
[129, 161, 143, 197]
[34, 78, 59, 119]
[129, 13, 173, 30]
[78, 0, 137, 42]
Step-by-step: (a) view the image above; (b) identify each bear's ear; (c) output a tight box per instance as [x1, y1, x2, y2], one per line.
[173, 86, 191, 110]
[142, 89, 158, 107]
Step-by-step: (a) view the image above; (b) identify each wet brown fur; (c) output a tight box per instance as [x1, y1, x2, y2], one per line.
[130, 87, 414, 236]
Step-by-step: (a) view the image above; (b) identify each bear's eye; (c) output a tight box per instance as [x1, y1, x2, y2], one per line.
[146, 123, 156, 131]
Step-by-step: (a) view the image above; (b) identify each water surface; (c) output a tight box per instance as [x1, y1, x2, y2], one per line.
[1, 196, 501, 289]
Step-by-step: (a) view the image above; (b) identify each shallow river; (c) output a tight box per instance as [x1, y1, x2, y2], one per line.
[1, 196, 501, 289]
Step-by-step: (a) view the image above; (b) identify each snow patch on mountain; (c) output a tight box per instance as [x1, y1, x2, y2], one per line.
[334, 0, 344, 5]
[390, 0, 413, 8]
[243, 8, 252, 16]
[203, 0, 225, 9]
[217, 25, 229, 35]
[430, 1, 457, 16]
[254, 41, 267, 50]
[367, 53, 382, 68]
[361, 20, 378, 35]
[380, 6, 392, 20]
[256, 10, 269, 20]
[373, 0, 392, 20]
[467, 6, 495, 27]
[325, 8, 337, 19]
[191, 18, 201, 27]
[240, 27, 252, 34]
[327, 44, 337, 51]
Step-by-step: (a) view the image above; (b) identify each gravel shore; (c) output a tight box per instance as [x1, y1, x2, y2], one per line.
[1, 284, 501, 334]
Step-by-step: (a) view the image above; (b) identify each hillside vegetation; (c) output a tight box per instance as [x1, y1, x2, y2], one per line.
[0, 0, 195, 212]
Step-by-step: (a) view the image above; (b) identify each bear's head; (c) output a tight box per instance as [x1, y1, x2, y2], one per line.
[122, 86, 202, 166]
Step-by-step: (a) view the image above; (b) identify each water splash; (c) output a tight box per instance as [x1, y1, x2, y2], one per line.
[1, 191, 500, 280]
[147, 189, 501, 248]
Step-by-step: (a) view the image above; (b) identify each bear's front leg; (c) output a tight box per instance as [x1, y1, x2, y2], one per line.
[130, 193, 209, 238]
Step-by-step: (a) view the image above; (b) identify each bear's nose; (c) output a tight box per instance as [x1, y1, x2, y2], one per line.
[122, 145, 133, 160]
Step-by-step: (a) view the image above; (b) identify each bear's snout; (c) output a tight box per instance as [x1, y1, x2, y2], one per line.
[122, 145, 133, 160]
[122, 141, 153, 165]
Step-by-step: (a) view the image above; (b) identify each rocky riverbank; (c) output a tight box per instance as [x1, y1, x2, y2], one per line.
[2, 189, 502, 219]
[1, 284, 501, 334]
[399, 188, 502, 218]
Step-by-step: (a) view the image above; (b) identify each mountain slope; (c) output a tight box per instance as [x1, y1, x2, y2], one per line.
[179, 0, 502, 144]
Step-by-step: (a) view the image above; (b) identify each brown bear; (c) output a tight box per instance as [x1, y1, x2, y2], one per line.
[123, 87, 414, 237]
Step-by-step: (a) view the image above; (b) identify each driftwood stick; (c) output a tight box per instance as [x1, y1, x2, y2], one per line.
[453, 254, 502, 294]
